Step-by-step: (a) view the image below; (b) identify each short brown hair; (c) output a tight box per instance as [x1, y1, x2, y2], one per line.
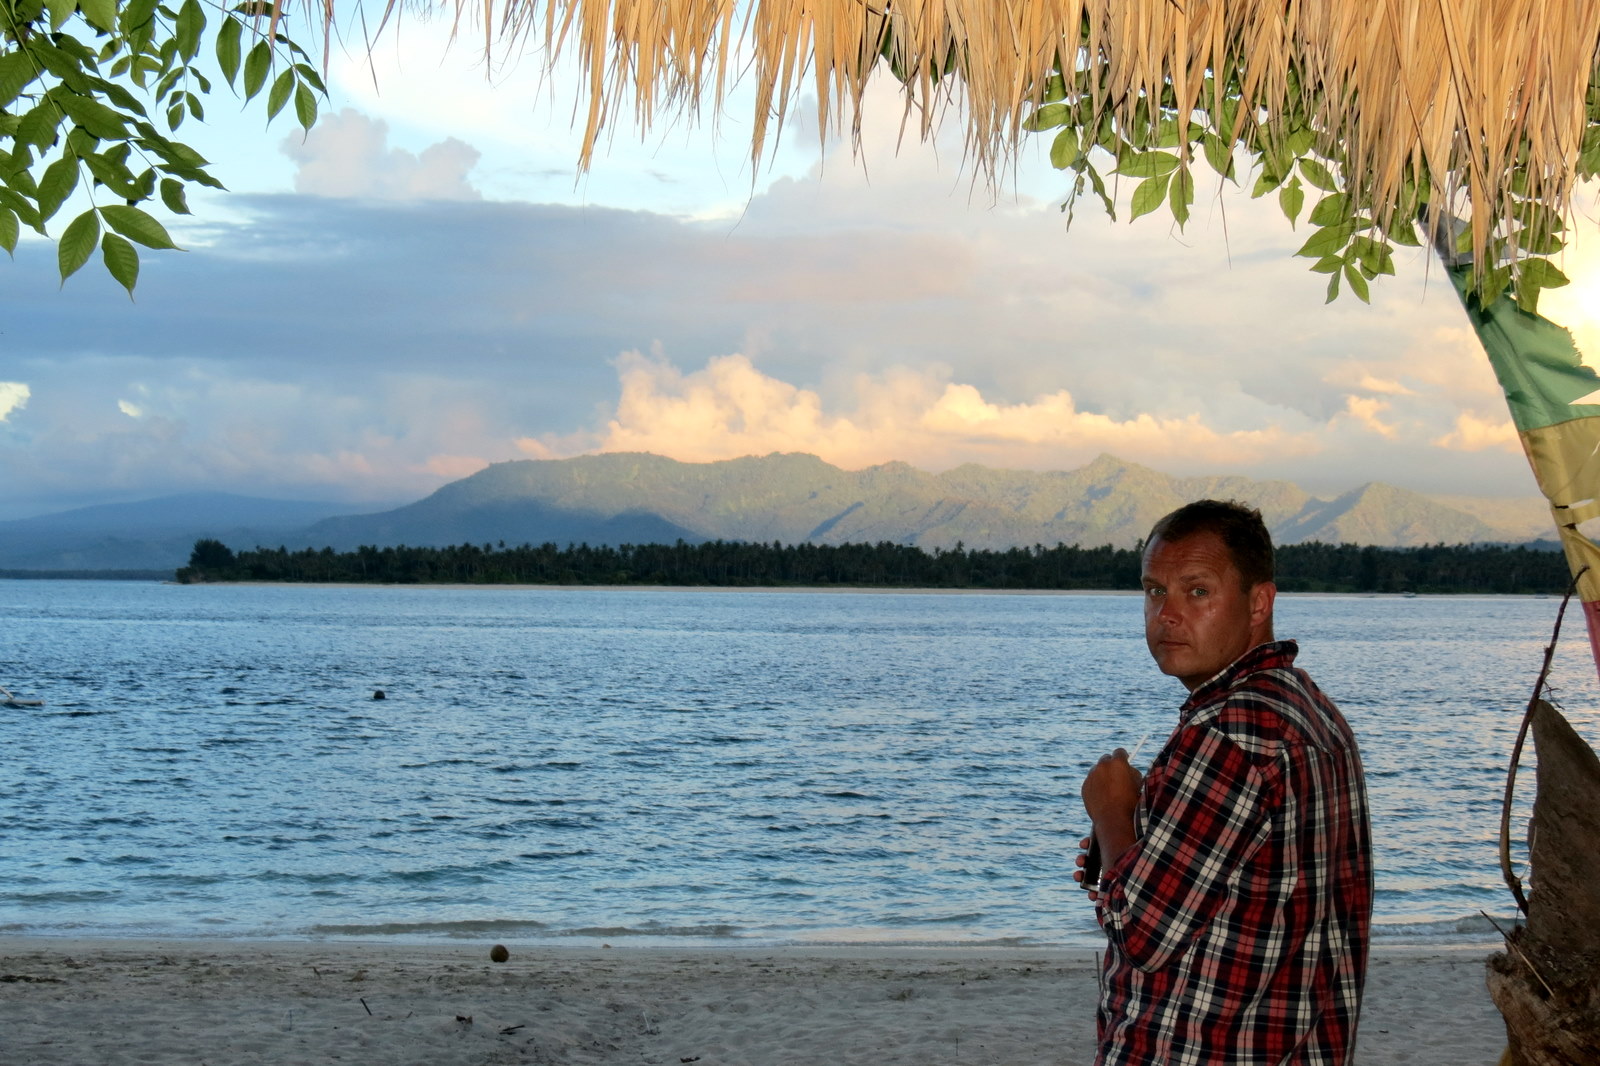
[1146, 499, 1274, 590]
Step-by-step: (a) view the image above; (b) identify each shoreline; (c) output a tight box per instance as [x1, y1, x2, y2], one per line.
[152, 579, 1550, 599]
[0, 937, 1508, 1065]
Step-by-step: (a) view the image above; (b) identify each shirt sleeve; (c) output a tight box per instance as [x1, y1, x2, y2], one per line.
[1096, 716, 1280, 972]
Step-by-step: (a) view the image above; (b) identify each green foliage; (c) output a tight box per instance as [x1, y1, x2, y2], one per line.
[187, 535, 234, 568]
[174, 537, 1572, 595]
[1035, 61, 1600, 309]
[1, 0, 324, 293]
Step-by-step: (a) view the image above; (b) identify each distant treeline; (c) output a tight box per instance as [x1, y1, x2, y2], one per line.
[1, 569, 175, 581]
[177, 537, 1573, 594]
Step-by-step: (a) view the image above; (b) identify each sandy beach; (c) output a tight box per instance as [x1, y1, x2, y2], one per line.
[0, 938, 1506, 1065]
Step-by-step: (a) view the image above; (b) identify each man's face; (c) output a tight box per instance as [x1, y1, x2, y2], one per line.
[1141, 531, 1274, 691]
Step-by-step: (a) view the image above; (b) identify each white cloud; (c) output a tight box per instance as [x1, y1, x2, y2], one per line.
[0, 382, 28, 421]
[1434, 412, 1521, 452]
[1336, 396, 1399, 439]
[117, 400, 144, 418]
[525, 349, 1320, 473]
[283, 109, 483, 201]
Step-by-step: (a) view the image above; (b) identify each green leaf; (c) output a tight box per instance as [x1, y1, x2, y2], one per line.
[55, 94, 128, 139]
[217, 16, 244, 85]
[58, 208, 100, 282]
[46, 0, 76, 31]
[186, 91, 205, 121]
[1480, 264, 1513, 307]
[1278, 176, 1305, 226]
[1250, 169, 1283, 198]
[0, 50, 43, 110]
[100, 204, 179, 249]
[293, 81, 317, 129]
[83, 151, 140, 197]
[243, 40, 272, 100]
[1515, 257, 1571, 311]
[1520, 229, 1564, 256]
[79, 0, 118, 32]
[1130, 173, 1171, 221]
[1295, 220, 1358, 259]
[65, 126, 100, 158]
[1116, 151, 1180, 178]
[1299, 156, 1338, 192]
[1049, 128, 1079, 170]
[266, 69, 293, 121]
[120, 0, 160, 32]
[97, 80, 148, 118]
[0, 208, 18, 255]
[17, 100, 67, 148]
[1168, 167, 1194, 228]
[37, 156, 79, 222]
[101, 231, 139, 296]
[1202, 133, 1235, 179]
[155, 66, 185, 103]
[1387, 219, 1423, 247]
[176, 0, 206, 61]
[1309, 254, 1343, 275]
[1023, 103, 1069, 133]
[294, 62, 327, 94]
[1286, 126, 1315, 157]
[160, 177, 190, 214]
[1308, 192, 1349, 228]
[30, 40, 91, 86]
[1343, 262, 1370, 303]
[1086, 163, 1114, 221]
[1324, 269, 1342, 303]
[0, 188, 43, 232]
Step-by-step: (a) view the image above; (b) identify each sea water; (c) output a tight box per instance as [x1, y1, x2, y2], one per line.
[2, 580, 1596, 947]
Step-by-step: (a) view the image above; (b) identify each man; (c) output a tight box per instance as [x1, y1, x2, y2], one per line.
[1079, 499, 1372, 1066]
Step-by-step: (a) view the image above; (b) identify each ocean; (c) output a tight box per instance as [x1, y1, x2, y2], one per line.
[3, 579, 1596, 948]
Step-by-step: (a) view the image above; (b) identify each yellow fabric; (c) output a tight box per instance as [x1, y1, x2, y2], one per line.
[1520, 416, 1600, 602]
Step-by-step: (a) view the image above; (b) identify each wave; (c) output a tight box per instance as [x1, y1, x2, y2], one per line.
[1370, 914, 1517, 940]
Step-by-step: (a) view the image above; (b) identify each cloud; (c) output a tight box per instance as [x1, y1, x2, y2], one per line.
[282, 109, 483, 201]
[525, 349, 1320, 472]
[1434, 412, 1521, 452]
[117, 400, 144, 418]
[0, 382, 28, 421]
[1336, 396, 1399, 439]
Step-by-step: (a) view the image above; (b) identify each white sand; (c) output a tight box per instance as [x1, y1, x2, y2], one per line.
[0, 939, 1506, 1065]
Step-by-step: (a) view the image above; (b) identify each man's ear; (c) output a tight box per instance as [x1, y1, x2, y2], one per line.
[1250, 581, 1277, 629]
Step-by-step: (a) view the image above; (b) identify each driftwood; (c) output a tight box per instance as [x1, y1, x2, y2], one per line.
[1486, 700, 1600, 1066]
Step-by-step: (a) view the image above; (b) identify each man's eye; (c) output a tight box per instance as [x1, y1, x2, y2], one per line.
[1145, 587, 1164, 598]
[1190, 587, 1208, 597]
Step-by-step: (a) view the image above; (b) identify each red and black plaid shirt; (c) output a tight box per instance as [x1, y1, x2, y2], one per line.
[1095, 640, 1373, 1066]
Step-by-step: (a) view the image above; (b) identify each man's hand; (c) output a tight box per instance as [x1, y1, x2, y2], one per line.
[1081, 748, 1144, 876]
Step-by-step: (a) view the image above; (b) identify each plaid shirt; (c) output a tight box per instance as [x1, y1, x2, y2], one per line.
[1095, 641, 1372, 1066]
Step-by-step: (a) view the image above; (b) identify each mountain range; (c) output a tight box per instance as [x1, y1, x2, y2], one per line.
[0, 453, 1553, 572]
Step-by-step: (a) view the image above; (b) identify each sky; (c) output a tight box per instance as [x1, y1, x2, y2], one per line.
[3, 16, 1599, 521]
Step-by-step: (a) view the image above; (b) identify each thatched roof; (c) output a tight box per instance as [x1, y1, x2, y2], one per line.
[426, 0, 1600, 283]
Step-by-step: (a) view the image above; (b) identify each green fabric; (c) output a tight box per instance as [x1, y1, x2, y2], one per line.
[1450, 266, 1600, 433]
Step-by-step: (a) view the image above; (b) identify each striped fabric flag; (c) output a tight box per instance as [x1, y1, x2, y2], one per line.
[1448, 265, 1600, 676]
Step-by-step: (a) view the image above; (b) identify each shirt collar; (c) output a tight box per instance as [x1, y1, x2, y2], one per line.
[1179, 639, 1299, 719]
